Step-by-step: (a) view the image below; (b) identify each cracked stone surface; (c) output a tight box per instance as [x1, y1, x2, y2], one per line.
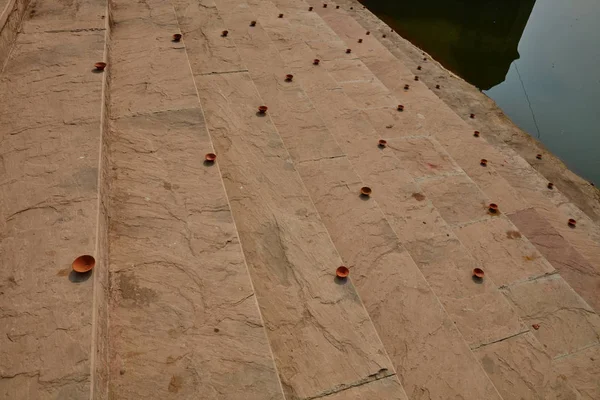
[2, 0, 600, 398]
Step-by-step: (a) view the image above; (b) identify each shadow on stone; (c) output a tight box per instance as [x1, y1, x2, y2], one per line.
[334, 276, 348, 285]
[471, 276, 484, 284]
[69, 270, 93, 283]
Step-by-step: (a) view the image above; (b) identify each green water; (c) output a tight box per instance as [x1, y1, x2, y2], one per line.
[362, 0, 600, 184]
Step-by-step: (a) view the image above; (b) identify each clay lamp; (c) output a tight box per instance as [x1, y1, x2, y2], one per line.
[378, 139, 387, 148]
[470, 113, 475, 119]
[172, 33, 182, 42]
[258, 105, 268, 114]
[417, 66, 422, 70]
[423, 57, 427, 61]
[547, 182, 554, 189]
[336, 5, 340, 9]
[480, 158, 488, 167]
[309, 6, 313, 11]
[360, 186, 372, 197]
[221, 30, 229, 37]
[94, 62, 107, 71]
[366, 31, 370, 35]
[382, 34, 387, 38]
[285, 74, 294, 82]
[404, 84, 410, 90]
[536, 154, 542, 160]
[532, 324, 540, 330]
[72, 255, 95, 273]
[472, 268, 485, 279]
[278, 13, 283, 18]
[323, 3, 327, 8]
[414, 76, 419, 81]
[346, 48, 352, 54]
[358, 38, 363, 43]
[435, 84, 440, 89]
[568, 218, 577, 227]
[336, 266, 349, 279]
[397, 104, 404, 112]
[350, 6, 353, 9]
[250, 20, 256, 26]
[205, 153, 217, 162]
[473, 130, 480, 137]
[313, 58, 320, 65]
[488, 203, 499, 213]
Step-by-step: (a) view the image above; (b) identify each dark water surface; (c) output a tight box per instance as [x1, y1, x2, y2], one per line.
[362, 0, 600, 184]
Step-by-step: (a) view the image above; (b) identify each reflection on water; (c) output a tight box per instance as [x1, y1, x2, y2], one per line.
[362, 0, 600, 184]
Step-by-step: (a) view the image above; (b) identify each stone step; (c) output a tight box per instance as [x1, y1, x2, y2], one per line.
[309, 0, 600, 309]
[300, 1, 600, 399]
[172, 1, 408, 399]
[104, 0, 284, 399]
[0, 0, 106, 397]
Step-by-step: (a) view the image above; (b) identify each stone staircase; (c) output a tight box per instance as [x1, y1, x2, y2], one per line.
[1, 0, 599, 399]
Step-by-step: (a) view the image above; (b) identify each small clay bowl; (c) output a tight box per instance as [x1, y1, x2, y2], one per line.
[547, 182, 554, 189]
[436, 84, 440, 89]
[404, 84, 410, 90]
[480, 159, 488, 166]
[378, 139, 387, 148]
[473, 268, 485, 279]
[172, 33, 182, 42]
[568, 218, 577, 227]
[221, 30, 229, 37]
[313, 59, 320, 65]
[360, 186, 372, 196]
[336, 266, 349, 278]
[473, 130, 480, 137]
[323, 3, 327, 8]
[470, 113, 475, 119]
[532, 324, 540, 330]
[536, 154, 542, 160]
[414, 76, 419, 81]
[94, 62, 107, 71]
[488, 203, 499, 213]
[308, 6, 313, 11]
[417, 66, 422, 70]
[346, 48, 352, 54]
[382, 34, 387, 38]
[205, 153, 217, 162]
[278, 13, 284, 18]
[336, 5, 340, 9]
[358, 38, 363, 43]
[72, 255, 95, 273]
[285, 74, 294, 81]
[250, 20, 256, 26]
[258, 105, 268, 114]
[397, 104, 404, 112]
[366, 31, 370, 35]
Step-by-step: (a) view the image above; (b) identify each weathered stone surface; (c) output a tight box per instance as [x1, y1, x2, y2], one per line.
[509, 208, 600, 312]
[455, 217, 555, 286]
[551, 344, 600, 399]
[106, 2, 284, 398]
[420, 174, 491, 225]
[0, 10, 104, 399]
[502, 275, 600, 358]
[194, 71, 395, 399]
[474, 332, 557, 400]
[387, 136, 461, 178]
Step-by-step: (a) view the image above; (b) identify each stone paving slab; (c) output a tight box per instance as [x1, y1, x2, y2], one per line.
[419, 174, 491, 226]
[106, 1, 284, 398]
[552, 344, 600, 399]
[509, 208, 600, 312]
[0, 24, 104, 400]
[194, 70, 396, 399]
[21, 0, 105, 33]
[474, 332, 558, 400]
[106, 110, 284, 400]
[501, 275, 600, 358]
